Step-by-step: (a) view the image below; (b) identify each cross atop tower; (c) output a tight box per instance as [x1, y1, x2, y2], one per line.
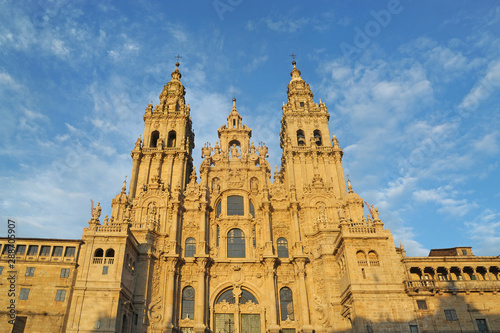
[289, 53, 297, 61]
[175, 54, 182, 62]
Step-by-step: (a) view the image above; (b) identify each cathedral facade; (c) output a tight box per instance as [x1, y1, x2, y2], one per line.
[1, 62, 499, 333]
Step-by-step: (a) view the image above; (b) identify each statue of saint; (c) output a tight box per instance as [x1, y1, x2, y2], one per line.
[92, 202, 101, 220]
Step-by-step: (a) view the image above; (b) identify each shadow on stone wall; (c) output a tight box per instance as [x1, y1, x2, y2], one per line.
[344, 286, 500, 333]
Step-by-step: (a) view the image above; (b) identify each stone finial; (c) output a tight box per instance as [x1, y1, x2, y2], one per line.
[347, 179, 353, 193]
[290, 60, 302, 81]
[189, 167, 197, 183]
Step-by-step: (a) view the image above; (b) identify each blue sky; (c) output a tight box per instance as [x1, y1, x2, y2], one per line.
[1, 0, 499, 256]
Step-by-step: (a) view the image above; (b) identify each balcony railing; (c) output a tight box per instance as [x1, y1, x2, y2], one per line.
[405, 279, 500, 294]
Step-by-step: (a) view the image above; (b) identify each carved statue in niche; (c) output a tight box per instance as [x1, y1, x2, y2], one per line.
[124, 205, 131, 221]
[230, 144, 240, 160]
[148, 202, 158, 221]
[250, 177, 258, 192]
[212, 178, 220, 192]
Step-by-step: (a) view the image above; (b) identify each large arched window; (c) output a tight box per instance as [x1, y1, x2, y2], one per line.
[314, 130, 322, 146]
[277, 238, 289, 258]
[280, 287, 294, 321]
[227, 195, 244, 216]
[185, 238, 196, 257]
[105, 249, 115, 257]
[181, 286, 195, 319]
[227, 228, 245, 258]
[167, 130, 176, 148]
[216, 289, 235, 304]
[296, 130, 305, 146]
[94, 248, 104, 257]
[150, 130, 160, 148]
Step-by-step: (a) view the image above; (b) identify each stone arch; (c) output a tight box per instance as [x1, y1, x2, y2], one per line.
[150, 130, 160, 148]
[314, 129, 322, 146]
[167, 130, 176, 148]
[296, 129, 305, 146]
[356, 250, 367, 266]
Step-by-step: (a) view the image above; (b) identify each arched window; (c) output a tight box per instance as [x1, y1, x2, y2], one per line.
[181, 286, 195, 319]
[296, 130, 305, 146]
[277, 238, 289, 258]
[314, 130, 322, 146]
[94, 248, 104, 257]
[227, 195, 244, 216]
[185, 238, 196, 257]
[216, 289, 235, 304]
[356, 251, 367, 266]
[105, 249, 115, 257]
[150, 131, 160, 148]
[167, 131, 176, 148]
[239, 289, 258, 304]
[280, 287, 294, 321]
[227, 228, 245, 258]
[368, 250, 379, 266]
[216, 225, 220, 247]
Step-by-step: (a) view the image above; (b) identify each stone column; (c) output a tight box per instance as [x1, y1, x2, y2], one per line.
[194, 257, 208, 333]
[334, 153, 346, 197]
[129, 152, 141, 198]
[264, 258, 280, 333]
[262, 200, 273, 256]
[198, 203, 207, 254]
[295, 258, 313, 333]
[163, 257, 178, 332]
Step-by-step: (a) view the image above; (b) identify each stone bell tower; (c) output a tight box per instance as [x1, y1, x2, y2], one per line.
[279, 61, 346, 201]
[128, 62, 195, 200]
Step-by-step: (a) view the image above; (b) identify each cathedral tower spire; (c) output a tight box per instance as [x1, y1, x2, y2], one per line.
[279, 61, 347, 199]
[128, 62, 195, 199]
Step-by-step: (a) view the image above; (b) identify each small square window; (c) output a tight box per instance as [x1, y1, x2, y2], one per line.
[55, 289, 66, 302]
[52, 246, 63, 256]
[16, 245, 26, 255]
[462, 249, 468, 255]
[65, 247, 76, 257]
[102, 266, 109, 275]
[2, 244, 12, 254]
[61, 268, 70, 278]
[25, 267, 35, 277]
[444, 309, 458, 321]
[19, 288, 30, 300]
[0, 266, 4, 275]
[300, 102, 304, 107]
[28, 245, 39, 256]
[416, 300, 427, 310]
[40, 246, 51, 256]
[409, 324, 419, 333]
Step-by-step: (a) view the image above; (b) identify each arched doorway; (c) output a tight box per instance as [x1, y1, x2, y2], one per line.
[214, 287, 261, 333]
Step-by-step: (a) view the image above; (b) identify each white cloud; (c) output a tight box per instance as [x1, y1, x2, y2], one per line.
[413, 186, 477, 216]
[459, 60, 500, 111]
[465, 209, 500, 255]
[474, 132, 499, 155]
[0, 72, 23, 90]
